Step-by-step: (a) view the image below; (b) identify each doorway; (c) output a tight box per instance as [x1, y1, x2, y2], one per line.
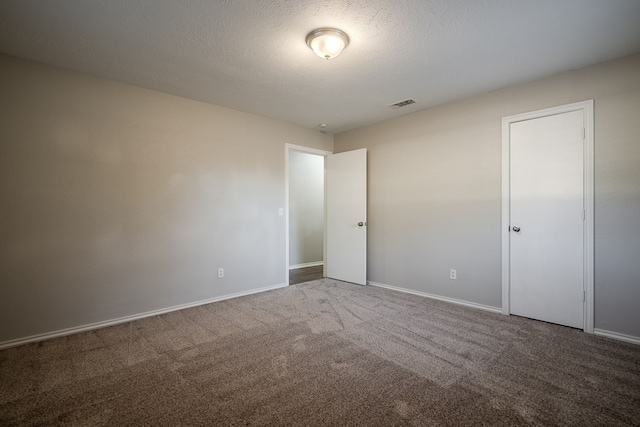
[501, 100, 594, 332]
[288, 149, 326, 284]
[285, 144, 331, 285]
[285, 145, 368, 286]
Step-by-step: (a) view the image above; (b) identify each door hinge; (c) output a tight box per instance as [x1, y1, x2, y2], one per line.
[582, 290, 586, 302]
[582, 128, 586, 140]
[583, 209, 586, 221]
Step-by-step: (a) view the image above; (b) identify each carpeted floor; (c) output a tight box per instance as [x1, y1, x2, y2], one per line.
[1, 279, 639, 426]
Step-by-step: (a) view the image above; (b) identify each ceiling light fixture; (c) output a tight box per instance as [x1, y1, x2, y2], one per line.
[306, 28, 349, 60]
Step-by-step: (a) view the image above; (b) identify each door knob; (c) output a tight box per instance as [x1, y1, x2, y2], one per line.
[358, 222, 364, 227]
[512, 226, 520, 232]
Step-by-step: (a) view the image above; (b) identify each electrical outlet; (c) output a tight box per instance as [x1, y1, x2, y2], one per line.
[449, 269, 457, 280]
[218, 268, 224, 278]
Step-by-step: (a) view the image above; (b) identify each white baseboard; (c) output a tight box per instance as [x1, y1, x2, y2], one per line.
[594, 328, 640, 346]
[368, 281, 502, 314]
[0, 282, 288, 350]
[289, 261, 324, 270]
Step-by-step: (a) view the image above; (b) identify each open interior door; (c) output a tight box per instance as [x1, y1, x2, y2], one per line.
[325, 149, 367, 285]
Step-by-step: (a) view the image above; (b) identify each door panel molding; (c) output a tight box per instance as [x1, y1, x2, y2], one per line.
[501, 100, 594, 333]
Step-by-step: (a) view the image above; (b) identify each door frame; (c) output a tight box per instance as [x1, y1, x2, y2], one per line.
[285, 143, 331, 285]
[501, 100, 594, 333]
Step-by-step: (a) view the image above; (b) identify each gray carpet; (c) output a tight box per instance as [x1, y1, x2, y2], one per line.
[1, 279, 639, 426]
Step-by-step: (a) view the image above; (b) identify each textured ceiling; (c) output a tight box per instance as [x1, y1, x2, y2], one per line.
[1, 0, 640, 134]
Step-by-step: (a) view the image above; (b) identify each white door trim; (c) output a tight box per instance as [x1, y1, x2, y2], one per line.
[501, 100, 594, 333]
[285, 143, 331, 285]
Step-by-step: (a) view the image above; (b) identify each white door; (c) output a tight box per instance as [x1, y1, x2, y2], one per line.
[325, 149, 367, 285]
[509, 110, 584, 328]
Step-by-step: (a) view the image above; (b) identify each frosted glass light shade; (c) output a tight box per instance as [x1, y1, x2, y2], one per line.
[306, 28, 349, 60]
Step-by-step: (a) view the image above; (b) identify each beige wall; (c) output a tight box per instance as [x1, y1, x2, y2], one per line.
[335, 53, 640, 339]
[0, 54, 332, 344]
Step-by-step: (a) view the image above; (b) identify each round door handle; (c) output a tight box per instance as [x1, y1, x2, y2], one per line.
[512, 226, 520, 232]
[358, 222, 364, 227]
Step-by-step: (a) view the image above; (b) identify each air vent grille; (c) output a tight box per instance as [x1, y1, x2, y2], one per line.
[388, 99, 416, 109]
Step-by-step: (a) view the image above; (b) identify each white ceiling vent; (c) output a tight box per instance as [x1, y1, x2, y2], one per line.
[388, 99, 416, 109]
